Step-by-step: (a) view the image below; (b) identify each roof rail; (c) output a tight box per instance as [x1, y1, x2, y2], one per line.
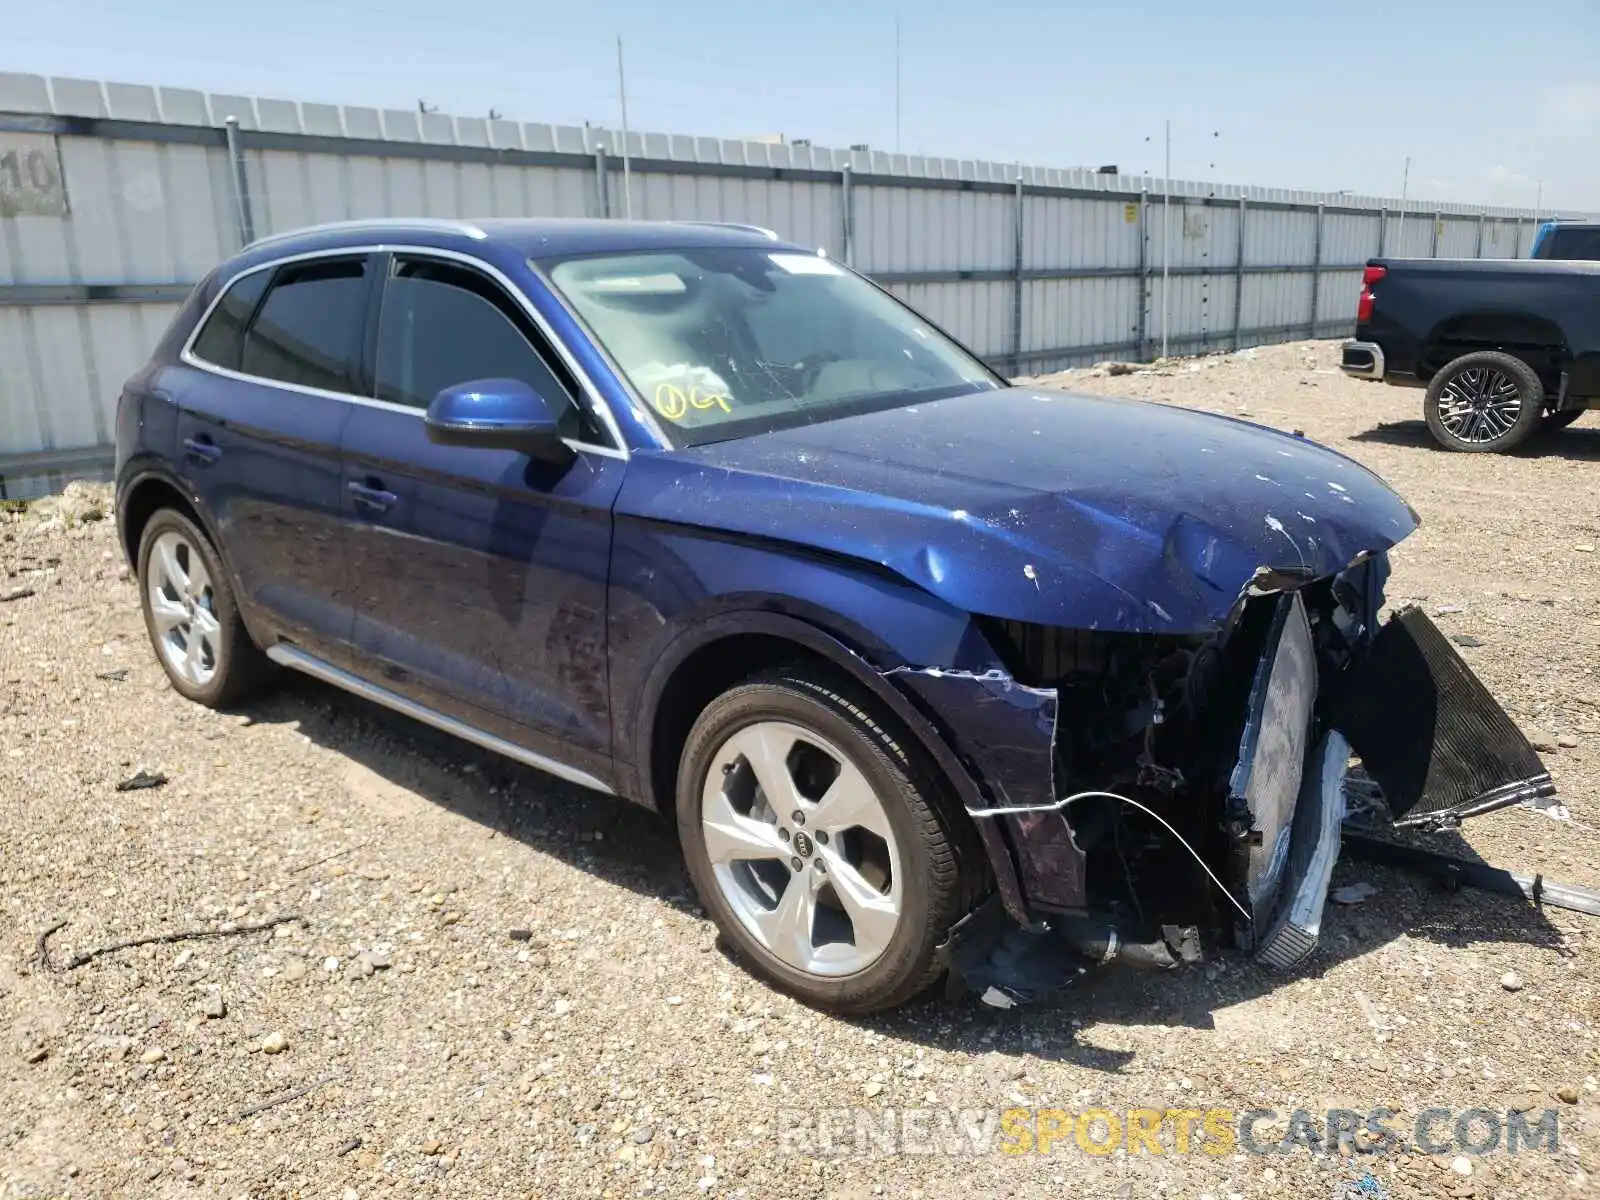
[245, 218, 488, 250]
[675, 221, 781, 241]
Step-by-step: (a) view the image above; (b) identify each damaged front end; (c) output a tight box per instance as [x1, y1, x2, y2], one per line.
[893, 556, 1555, 1007]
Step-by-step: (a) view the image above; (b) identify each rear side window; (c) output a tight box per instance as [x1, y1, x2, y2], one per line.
[189, 270, 269, 370]
[1543, 227, 1600, 260]
[375, 257, 601, 443]
[240, 258, 369, 393]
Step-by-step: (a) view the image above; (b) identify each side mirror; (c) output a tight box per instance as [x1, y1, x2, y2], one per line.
[424, 378, 573, 461]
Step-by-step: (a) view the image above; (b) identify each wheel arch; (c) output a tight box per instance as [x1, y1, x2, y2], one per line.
[635, 610, 980, 817]
[117, 470, 209, 575]
[636, 609, 1019, 921]
[116, 469, 265, 645]
[1420, 312, 1568, 386]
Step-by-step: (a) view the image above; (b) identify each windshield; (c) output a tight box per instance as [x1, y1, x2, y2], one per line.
[541, 247, 1003, 445]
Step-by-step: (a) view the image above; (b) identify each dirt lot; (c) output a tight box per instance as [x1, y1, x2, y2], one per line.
[1, 339, 1596, 1199]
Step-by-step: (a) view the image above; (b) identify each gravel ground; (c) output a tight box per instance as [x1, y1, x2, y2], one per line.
[2, 340, 1596, 1198]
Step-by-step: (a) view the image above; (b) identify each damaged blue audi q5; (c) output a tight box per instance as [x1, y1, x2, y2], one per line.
[114, 218, 1554, 1013]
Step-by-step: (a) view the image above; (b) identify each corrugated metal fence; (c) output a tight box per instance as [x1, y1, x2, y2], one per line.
[0, 72, 1575, 498]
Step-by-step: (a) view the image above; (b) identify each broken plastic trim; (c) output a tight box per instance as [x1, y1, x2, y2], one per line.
[880, 663, 1251, 923]
[879, 664, 1056, 697]
[1341, 830, 1600, 919]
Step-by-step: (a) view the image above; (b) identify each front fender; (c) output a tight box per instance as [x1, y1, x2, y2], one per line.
[608, 517, 1044, 923]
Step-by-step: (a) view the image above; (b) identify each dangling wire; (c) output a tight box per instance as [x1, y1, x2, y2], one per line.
[965, 789, 1253, 924]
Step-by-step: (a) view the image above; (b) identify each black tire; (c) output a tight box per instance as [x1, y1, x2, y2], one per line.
[1423, 350, 1544, 453]
[137, 507, 272, 708]
[1543, 408, 1584, 431]
[675, 669, 975, 1014]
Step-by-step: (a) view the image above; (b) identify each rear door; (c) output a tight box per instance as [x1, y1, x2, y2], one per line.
[339, 252, 623, 781]
[173, 253, 376, 665]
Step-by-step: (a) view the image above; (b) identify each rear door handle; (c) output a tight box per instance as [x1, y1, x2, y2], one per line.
[347, 480, 398, 513]
[183, 436, 222, 465]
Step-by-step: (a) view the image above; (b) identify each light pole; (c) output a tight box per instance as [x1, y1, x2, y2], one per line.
[1162, 119, 1171, 359]
[1395, 156, 1411, 253]
[616, 36, 633, 219]
[894, 9, 902, 154]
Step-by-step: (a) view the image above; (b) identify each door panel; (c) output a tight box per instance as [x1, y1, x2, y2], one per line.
[173, 256, 371, 663]
[342, 411, 621, 772]
[341, 253, 621, 777]
[171, 372, 351, 653]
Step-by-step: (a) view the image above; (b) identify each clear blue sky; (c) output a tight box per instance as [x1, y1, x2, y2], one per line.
[9, 0, 1597, 209]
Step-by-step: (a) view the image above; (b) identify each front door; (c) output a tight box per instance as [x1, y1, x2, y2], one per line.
[340, 252, 622, 781]
[171, 254, 375, 665]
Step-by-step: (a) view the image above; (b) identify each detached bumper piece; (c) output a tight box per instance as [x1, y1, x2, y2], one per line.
[1328, 606, 1555, 827]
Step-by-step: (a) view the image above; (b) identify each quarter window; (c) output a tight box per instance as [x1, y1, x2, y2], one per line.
[239, 258, 368, 393]
[190, 269, 269, 371]
[375, 257, 599, 443]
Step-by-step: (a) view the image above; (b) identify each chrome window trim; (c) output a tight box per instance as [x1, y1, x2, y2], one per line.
[179, 242, 629, 459]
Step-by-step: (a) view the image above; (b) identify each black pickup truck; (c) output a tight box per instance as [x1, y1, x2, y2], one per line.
[1341, 258, 1600, 452]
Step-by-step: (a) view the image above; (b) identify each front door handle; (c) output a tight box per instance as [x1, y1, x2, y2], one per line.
[183, 436, 222, 465]
[347, 480, 398, 513]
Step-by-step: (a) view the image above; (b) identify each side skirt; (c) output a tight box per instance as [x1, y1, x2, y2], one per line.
[265, 643, 615, 796]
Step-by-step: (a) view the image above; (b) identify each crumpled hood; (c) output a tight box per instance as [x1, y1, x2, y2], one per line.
[618, 387, 1419, 632]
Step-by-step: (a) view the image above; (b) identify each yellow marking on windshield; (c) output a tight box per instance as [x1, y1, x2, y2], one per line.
[653, 383, 731, 421]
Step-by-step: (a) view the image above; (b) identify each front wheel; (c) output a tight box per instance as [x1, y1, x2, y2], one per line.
[1423, 350, 1544, 453]
[675, 670, 972, 1014]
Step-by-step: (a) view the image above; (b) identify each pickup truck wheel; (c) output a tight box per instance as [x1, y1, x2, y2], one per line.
[1424, 351, 1544, 453]
[1543, 408, 1584, 430]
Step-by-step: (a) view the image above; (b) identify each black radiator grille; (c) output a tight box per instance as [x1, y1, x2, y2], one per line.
[1328, 606, 1554, 825]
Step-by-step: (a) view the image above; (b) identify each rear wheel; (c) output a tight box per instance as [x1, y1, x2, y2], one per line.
[675, 670, 971, 1013]
[1423, 350, 1544, 453]
[137, 508, 271, 707]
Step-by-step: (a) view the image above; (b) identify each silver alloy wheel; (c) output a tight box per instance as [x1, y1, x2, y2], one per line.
[1437, 366, 1523, 443]
[701, 720, 904, 978]
[147, 530, 222, 688]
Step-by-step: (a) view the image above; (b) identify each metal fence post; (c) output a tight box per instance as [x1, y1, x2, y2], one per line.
[1430, 210, 1441, 258]
[1377, 207, 1387, 258]
[1475, 209, 1486, 259]
[1135, 190, 1149, 360]
[1010, 174, 1024, 376]
[1308, 203, 1324, 338]
[594, 145, 611, 218]
[1232, 196, 1247, 351]
[840, 164, 855, 268]
[223, 116, 255, 246]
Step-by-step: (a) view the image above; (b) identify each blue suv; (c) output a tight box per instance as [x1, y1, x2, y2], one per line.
[116, 218, 1550, 1012]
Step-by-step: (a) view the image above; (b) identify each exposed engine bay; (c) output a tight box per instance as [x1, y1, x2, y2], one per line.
[921, 555, 1557, 1007]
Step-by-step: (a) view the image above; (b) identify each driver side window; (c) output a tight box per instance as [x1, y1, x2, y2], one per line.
[375, 257, 605, 444]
